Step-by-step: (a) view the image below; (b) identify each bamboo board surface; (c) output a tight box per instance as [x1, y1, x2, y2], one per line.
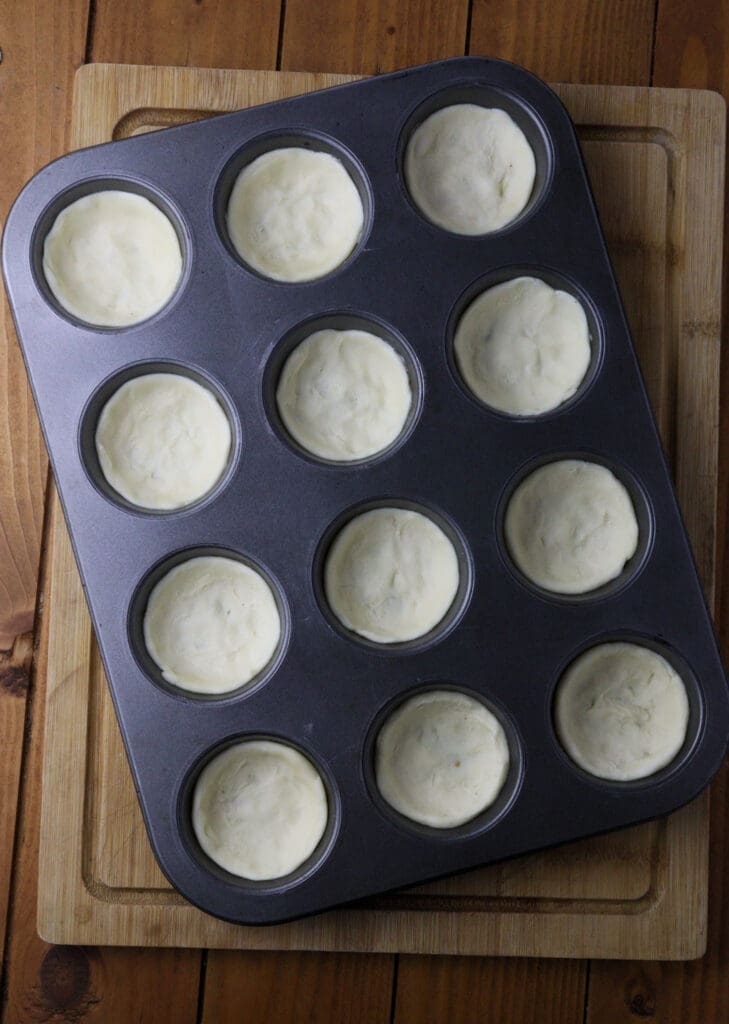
[37, 63, 725, 959]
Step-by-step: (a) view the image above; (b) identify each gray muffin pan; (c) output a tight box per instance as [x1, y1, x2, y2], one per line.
[3, 57, 728, 925]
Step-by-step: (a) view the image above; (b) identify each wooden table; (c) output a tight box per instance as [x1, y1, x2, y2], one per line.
[1, 2, 727, 1020]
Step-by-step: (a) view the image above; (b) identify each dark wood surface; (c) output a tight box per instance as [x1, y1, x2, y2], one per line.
[0, 1, 727, 1020]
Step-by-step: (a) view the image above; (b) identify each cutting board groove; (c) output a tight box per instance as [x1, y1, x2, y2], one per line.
[37, 64, 725, 958]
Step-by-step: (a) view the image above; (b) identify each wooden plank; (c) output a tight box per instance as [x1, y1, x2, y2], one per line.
[2, 3, 288, 1022]
[0, 0, 89, 985]
[280, 0, 468, 73]
[1, 496, 202, 1024]
[201, 952, 395, 1024]
[89, 0, 282, 69]
[586, 2, 729, 1020]
[83, 6, 394, 1024]
[0, 633, 32, 977]
[246, 6, 469, 1017]
[34, 66, 723, 963]
[0, 0, 72, 646]
[397, 7, 657, 1020]
[468, 0, 655, 84]
[394, 956, 586, 1024]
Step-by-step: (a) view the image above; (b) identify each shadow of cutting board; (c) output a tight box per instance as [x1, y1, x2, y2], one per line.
[37, 64, 725, 959]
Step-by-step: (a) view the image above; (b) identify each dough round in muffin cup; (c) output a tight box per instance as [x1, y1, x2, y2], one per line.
[504, 459, 639, 595]
[43, 189, 183, 327]
[554, 642, 690, 781]
[192, 740, 328, 880]
[95, 372, 231, 510]
[375, 690, 510, 828]
[226, 147, 364, 281]
[324, 507, 460, 644]
[143, 556, 281, 695]
[276, 327, 412, 461]
[453, 276, 591, 416]
[404, 103, 536, 234]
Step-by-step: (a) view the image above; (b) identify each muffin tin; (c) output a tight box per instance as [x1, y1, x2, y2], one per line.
[3, 56, 729, 925]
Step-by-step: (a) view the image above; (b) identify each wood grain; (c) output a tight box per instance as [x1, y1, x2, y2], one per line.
[468, 0, 656, 83]
[201, 952, 395, 1024]
[586, 2, 729, 1021]
[0, 632, 32, 975]
[1, 499, 202, 1024]
[280, 0, 468, 73]
[33, 67, 723, 966]
[399, 4, 670, 1021]
[0, 10, 724, 1024]
[394, 956, 586, 1024]
[0, 0, 88, 985]
[88, 5, 394, 1022]
[89, 0, 283, 69]
[0, 0, 76, 644]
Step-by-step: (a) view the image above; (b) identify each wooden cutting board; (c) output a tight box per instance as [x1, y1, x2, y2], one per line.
[37, 64, 725, 959]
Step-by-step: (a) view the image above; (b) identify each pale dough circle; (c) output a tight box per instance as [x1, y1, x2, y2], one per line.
[375, 690, 510, 828]
[143, 556, 281, 694]
[192, 740, 328, 880]
[95, 373, 232, 510]
[404, 103, 536, 235]
[504, 460, 639, 595]
[324, 507, 460, 644]
[555, 642, 690, 781]
[226, 147, 364, 281]
[276, 328, 412, 461]
[43, 190, 183, 327]
[454, 276, 591, 415]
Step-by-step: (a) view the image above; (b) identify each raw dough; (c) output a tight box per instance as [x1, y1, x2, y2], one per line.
[95, 373, 231, 510]
[504, 460, 639, 594]
[143, 556, 281, 694]
[404, 103, 536, 235]
[555, 642, 690, 781]
[43, 190, 183, 327]
[324, 507, 460, 644]
[192, 740, 328, 880]
[376, 690, 510, 827]
[226, 147, 364, 281]
[276, 328, 412, 461]
[454, 276, 591, 415]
